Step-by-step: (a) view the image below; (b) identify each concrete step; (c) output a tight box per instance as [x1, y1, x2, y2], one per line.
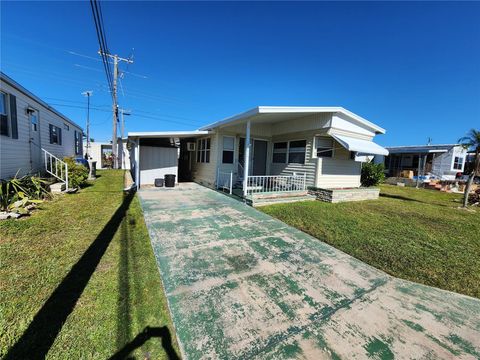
[251, 191, 308, 200]
[250, 194, 316, 207]
[50, 182, 66, 193]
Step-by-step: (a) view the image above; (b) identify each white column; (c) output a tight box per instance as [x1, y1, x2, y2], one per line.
[243, 120, 251, 197]
[135, 139, 140, 189]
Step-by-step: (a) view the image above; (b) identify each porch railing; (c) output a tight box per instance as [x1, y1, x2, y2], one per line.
[43, 148, 69, 191]
[216, 170, 233, 194]
[246, 173, 306, 195]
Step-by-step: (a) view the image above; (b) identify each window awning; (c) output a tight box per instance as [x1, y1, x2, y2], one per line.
[331, 134, 389, 156]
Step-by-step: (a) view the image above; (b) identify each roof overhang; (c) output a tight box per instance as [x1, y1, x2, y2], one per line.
[331, 133, 389, 156]
[128, 130, 210, 138]
[198, 106, 386, 134]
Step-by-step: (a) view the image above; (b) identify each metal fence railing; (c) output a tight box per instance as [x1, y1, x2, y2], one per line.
[216, 170, 233, 194]
[246, 173, 306, 195]
[43, 148, 69, 191]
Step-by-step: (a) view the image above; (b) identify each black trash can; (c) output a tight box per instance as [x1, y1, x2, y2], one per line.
[154, 178, 164, 187]
[164, 174, 176, 187]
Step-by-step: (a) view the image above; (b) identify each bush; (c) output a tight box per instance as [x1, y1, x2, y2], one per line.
[0, 174, 51, 212]
[64, 157, 89, 189]
[361, 162, 385, 187]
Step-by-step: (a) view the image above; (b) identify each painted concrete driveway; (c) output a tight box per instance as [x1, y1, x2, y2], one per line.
[138, 183, 480, 360]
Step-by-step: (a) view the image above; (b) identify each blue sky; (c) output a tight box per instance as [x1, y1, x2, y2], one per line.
[1, 1, 479, 145]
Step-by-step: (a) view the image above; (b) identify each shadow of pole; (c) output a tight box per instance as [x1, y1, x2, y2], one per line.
[109, 326, 180, 360]
[5, 191, 136, 360]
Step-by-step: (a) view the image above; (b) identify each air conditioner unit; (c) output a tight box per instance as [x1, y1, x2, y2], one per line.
[187, 142, 196, 151]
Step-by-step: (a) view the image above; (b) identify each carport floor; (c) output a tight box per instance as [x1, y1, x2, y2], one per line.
[138, 183, 480, 360]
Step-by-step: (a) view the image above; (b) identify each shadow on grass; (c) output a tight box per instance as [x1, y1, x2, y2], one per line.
[109, 326, 180, 360]
[379, 192, 455, 207]
[5, 190, 135, 360]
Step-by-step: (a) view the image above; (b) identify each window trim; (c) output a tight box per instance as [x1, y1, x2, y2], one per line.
[272, 141, 287, 164]
[196, 137, 211, 163]
[49, 124, 62, 145]
[0, 91, 9, 137]
[452, 156, 464, 171]
[222, 135, 235, 164]
[315, 136, 334, 158]
[287, 139, 307, 164]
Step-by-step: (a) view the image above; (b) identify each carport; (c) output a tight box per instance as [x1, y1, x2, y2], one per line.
[128, 131, 209, 188]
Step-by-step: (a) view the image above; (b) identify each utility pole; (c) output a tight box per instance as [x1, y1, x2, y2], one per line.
[119, 108, 131, 169]
[81, 90, 93, 158]
[98, 51, 133, 168]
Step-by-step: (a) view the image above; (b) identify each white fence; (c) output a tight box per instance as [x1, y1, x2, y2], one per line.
[246, 173, 306, 195]
[43, 148, 69, 191]
[216, 170, 233, 194]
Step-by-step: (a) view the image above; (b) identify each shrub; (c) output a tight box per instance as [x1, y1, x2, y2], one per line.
[64, 157, 89, 189]
[0, 174, 51, 212]
[361, 162, 385, 187]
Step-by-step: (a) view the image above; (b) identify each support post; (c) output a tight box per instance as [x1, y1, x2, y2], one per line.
[230, 171, 233, 194]
[135, 139, 140, 189]
[242, 120, 251, 197]
[416, 153, 421, 188]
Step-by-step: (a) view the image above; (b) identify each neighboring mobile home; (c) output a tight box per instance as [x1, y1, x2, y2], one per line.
[0, 72, 83, 180]
[128, 106, 388, 200]
[84, 139, 130, 170]
[376, 144, 467, 180]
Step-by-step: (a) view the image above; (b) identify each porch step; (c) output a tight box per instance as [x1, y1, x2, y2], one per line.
[249, 192, 315, 207]
[50, 182, 66, 194]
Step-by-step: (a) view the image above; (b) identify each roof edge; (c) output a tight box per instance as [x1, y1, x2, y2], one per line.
[1, 71, 83, 131]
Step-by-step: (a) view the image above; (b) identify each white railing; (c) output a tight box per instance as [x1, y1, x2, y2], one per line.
[42, 148, 69, 191]
[216, 169, 233, 194]
[246, 173, 306, 195]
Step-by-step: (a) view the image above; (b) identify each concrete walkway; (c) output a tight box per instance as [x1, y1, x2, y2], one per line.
[138, 183, 480, 360]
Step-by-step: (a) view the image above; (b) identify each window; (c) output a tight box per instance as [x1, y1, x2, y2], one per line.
[196, 138, 210, 163]
[288, 140, 306, 163]
[30, 111, 38, 131]
[453, 157, 463, 170]
[49, 124, 62, 145]
[315, 137, 333, 158]
[0, 92, 8, 136]
[75, 130, 81, 155]
[64, 123, 70, 131]
[272, 142, 287, 163]
[222, 136, 234, 164]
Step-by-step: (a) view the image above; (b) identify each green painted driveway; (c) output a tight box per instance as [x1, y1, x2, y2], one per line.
[138, 183, 480, 359]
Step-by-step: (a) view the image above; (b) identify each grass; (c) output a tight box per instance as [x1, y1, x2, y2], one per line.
[260, 184, 480, 298]
[0, 170, 179, 359]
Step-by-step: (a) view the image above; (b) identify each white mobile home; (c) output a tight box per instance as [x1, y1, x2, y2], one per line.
[378, 144, 467, 180]
[0, 72, 83, 180]
[84, 139, 130, 170]
[128, 107, 388, 201]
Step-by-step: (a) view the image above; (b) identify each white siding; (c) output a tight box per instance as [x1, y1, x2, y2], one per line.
[0, 79, 82, 179]
[330, 113, 376, 137]
[315, 158, 362, 188]
[191, 133, 218, 187]
[139, 146, 178, 186]
[431, 146, 467, 177]
[271, 113, 331, 136]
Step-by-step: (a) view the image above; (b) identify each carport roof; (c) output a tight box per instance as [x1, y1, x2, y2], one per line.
[128, 130, 209, 138]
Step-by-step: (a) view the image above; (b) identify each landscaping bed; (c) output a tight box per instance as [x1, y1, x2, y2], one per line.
[0, 170, 179, 359]
[260, 184, 480, 298]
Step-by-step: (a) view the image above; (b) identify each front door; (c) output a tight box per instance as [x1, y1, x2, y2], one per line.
[29, 110, 42, 173]
[252, 139, 267, 175]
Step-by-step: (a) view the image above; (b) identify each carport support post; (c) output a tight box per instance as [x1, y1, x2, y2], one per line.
[135, 139, 140, 189]
[243, 120, 251, 197]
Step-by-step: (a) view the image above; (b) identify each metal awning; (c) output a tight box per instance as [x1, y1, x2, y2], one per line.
[331, 134, 389, 156]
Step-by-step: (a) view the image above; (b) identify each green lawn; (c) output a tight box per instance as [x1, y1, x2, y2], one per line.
[0, 170, 179, 359]
[260, 185, 480, 299]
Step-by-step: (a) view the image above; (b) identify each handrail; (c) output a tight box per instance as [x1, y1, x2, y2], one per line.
[42, 148, 69, 191]
[246, 173, 306, 195]
[217, 169, 233, 194]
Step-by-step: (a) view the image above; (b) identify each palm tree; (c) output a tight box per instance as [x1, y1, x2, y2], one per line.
[458, 129, 480, 207]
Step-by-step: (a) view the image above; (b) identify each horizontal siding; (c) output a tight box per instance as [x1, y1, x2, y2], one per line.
[271, 113, 331, 136]
[191, 133, 218, 187]
[315, 158, 361, 188]
[0, 79, 82, 179]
